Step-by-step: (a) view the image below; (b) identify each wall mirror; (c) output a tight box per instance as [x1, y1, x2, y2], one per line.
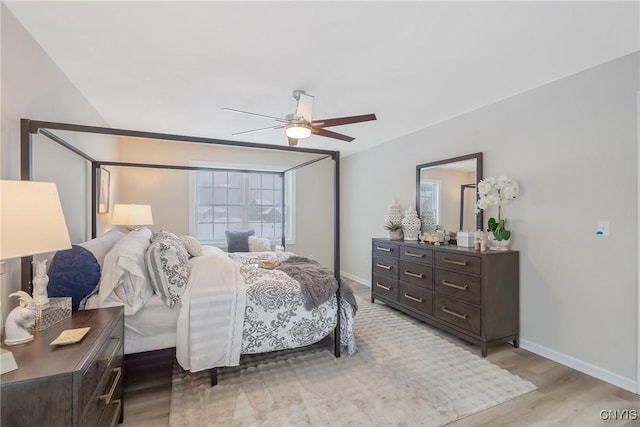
[416, 152, 483, 233]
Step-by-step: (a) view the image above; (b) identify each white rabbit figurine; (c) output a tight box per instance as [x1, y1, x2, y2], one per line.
[4, 291, 36, 346]
[32, 259, 49, 305]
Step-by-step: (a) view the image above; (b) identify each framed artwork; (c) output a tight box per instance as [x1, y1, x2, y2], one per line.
[98, 167, 110, 213]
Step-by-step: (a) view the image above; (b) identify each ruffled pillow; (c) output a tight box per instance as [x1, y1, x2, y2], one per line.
[248, 236, 271, 252]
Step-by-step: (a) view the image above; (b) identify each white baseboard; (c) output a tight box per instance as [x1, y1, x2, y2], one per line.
[520, 338, 638, 394]
[340, 272, 370, 287]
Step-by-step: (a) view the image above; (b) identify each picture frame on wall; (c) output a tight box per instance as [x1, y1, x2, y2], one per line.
[98, 167, 110, 213]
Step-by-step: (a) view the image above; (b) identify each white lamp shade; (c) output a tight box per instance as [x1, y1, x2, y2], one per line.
[111, 204, 153, 227]
[0, 180, 72, 260]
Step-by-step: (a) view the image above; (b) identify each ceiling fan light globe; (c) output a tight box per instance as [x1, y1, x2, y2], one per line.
[285, 124, 311, 139]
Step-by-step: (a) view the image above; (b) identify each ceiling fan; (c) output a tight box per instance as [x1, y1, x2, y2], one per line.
[223, 90, 377, 146]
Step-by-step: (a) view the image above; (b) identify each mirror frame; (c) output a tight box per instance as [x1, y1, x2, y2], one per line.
[415, 152, 483, 232]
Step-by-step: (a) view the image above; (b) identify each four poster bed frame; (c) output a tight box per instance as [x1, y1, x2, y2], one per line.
[19, 118, 343, 380]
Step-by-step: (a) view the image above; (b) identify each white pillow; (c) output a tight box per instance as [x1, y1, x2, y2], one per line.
[180, 235, 203, 257]
[248, 236, 271, 252]
[98, 227, 154, 315]
[147, 233, 190, 308]
[78, 230, 125, 267]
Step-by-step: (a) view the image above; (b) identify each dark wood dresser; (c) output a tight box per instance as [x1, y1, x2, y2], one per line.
[371, 238, 519, 356]
[1, 306, 124, 426]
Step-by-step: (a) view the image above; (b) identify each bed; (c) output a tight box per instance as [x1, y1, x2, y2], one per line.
[50, 227, 356, 379]
[19, 118, 348, 383]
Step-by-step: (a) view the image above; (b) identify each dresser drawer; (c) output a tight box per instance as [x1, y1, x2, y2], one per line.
[81, 317, 124, 424]
[435, 269, 481, 305]
[85, 365, 123, 426]
[371, 274, 398, 301]
[399, 260, 433, 289]
[373, 256, 398, 278]
[372, 241, 399, 258]
[399, 245, 432, 264]
[97, 399, 122, 427]
[434, 251, 481, 275]
[398, 282, 433, 315]
[435, 294, 481, 335]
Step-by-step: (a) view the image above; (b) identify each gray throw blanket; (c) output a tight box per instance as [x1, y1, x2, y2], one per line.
[276, 256, 358, 313]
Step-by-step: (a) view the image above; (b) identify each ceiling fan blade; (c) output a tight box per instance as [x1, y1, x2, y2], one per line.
[222, 108, 288, 123]
[287, 137, 298, 147]
[312, 128, 355, 142]
[311, 113, 377, 128]
[295, 92, 314, 123]
[232, 125, 284, 136]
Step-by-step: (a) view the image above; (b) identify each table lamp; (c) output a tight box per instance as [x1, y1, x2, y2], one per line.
[111, 204, 153, 231]
[0, 180, 71, 374]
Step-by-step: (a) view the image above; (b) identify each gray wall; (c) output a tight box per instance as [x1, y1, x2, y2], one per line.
[341, 53, 639, 390]
[1, 6, 119, 311]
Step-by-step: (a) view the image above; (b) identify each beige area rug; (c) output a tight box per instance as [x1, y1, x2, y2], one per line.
[169, 298, 536, 426]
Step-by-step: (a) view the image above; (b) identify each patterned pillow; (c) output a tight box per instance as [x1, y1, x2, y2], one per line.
[146, 234, 190, 307]
[225, 229, 255, 252]
[180, 235, 203, 257]
[248, 236, 271, 252]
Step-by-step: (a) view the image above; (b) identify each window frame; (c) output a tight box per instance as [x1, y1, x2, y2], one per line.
[189, 163, 295, 246]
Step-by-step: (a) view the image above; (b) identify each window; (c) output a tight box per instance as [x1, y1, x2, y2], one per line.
[419, 179, 440, 226]
[193, 169, 294, 243]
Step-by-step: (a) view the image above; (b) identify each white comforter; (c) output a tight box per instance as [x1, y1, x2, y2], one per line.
[176, 247, 247, 372]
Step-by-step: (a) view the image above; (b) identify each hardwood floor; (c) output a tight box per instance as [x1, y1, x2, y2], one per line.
[121, 280, 639, 426]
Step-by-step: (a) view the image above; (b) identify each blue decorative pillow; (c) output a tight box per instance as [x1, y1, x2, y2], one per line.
[48, 245, 101, 311]
[225, 229, 255, 252]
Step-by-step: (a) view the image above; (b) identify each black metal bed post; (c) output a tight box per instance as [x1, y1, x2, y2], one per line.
[92, 162, 99, 239]
[333, 151, 341, 357]
[280, 171, 286, 248]
[20, 119, 33, 294]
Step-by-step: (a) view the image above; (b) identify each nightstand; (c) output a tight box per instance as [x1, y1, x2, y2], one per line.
[1, 306, 124, 426]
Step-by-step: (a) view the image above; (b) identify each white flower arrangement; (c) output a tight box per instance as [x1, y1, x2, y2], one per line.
[475, 176, 520, 241]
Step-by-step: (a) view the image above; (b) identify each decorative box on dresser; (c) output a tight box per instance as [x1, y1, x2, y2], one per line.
[371, 238, 519, 356]
[1, 306, 124, 427]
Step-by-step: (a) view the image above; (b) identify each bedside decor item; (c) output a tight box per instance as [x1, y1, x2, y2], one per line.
[0, 180, 71, 373]
[4, 291, 36, 346]
[28, 297, 72, 332]
[456, 231, 475, 248]
[31, 259, 50, 305]
[384, 221, 403, 240]
[384, 197, 404, 228]
[475, 176, 520, 251]
[401, 208, 421, 241]
[50, 326, 91, 346]
[111, 203, 154, 231]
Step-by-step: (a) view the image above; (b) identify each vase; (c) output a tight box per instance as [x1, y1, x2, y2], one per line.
[401, 208, 421, 241]
[384, 197, 404, 228]
[387, 230, 403, 240]
[420, 208, 436, 232]
[487, 234, 511, 251]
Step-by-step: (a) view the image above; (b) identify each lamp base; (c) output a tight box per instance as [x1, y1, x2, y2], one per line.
[4, 335, 34, 346]
[0, 348, 18, 374]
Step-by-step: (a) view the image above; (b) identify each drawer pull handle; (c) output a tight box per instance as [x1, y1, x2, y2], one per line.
[376, 263, 392, 270]
[404, 270, 424, 279]
[99, 336, 122, 365]
[376, 246, 391, 252]
[98, 367, 122, 404]
[108, 399, 122, 427]
[442, 306, 469, 320]
[403, 293, 424, 303]
[376, 283, 391, 291]
[443, 257, 468, 267]
[405, 251, 424, 258]
[442, 280, 469, 291]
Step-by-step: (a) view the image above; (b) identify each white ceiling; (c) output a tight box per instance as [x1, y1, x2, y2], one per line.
[5, 1, 639, 156]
